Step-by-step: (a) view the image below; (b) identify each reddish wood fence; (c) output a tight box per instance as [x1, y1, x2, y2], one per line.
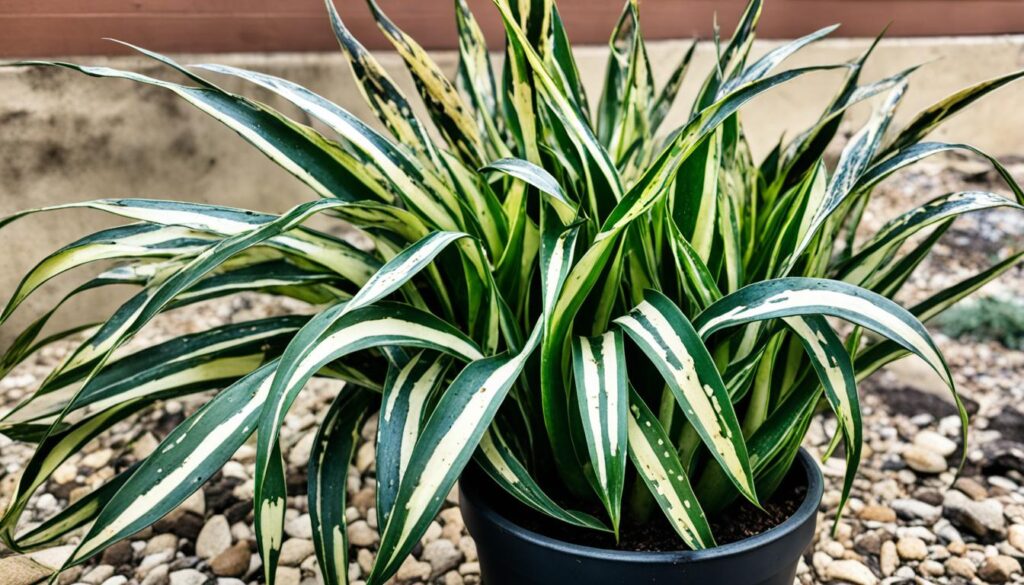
[2, 0, 1023, 58]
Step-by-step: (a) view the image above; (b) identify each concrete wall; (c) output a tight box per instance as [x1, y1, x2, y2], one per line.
[2, 35, 1023, 344]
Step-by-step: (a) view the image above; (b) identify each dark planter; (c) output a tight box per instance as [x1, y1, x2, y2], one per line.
[459, 448, 823, 585]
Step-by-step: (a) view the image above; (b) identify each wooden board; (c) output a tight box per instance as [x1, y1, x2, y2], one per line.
[1, 0, 1023, 57]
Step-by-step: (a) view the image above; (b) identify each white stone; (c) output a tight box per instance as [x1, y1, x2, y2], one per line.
[196, 514, 232, 559]
[169, 569, 208, 585]
[824, 559, 878, 585]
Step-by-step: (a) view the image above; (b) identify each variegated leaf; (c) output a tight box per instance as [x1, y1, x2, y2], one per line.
[571, 331, 627, 533]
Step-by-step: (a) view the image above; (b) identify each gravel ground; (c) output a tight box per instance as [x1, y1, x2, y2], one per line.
[2, 157, 1024, 585]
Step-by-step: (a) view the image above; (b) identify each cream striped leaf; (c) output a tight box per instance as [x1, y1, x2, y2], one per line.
[254, 305, 482, 581]
[483, 158, 578, 223]
[325, 0, 442, 172]
[694, 277, 969, 466]
[626, 385, 715, 549]
[370, 325, 542, 584]
[0, 198, 381, 287]
[782, 316, 861, 525]
[60, 360, 279, 566]
[365, 0, 486, 166]
[614, 290, 758, 505]
[195, 64, 464, 233]
[376, 351, 449, 526]
[474, 426, 609, 532]
[880, 69, 1024, 158]
[837, 191, 1023, 287]
[571, 330, 627, 533]
[308, 386, 377, 585]
[1, 224, 215, 323]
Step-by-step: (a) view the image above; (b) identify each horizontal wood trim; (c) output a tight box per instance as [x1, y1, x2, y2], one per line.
[2, 0, 1023, 57]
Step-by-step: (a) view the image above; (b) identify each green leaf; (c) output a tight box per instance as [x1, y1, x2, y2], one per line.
[474, 426, 609, 531]
[376, 351, 449, 526]
[370, 325, 542, 584]
[309, 386, 377, 585]
[626, 385, 715, 549]
[571, 330, 628, 533]
[614, 290, 758, 505]
[325, 0, 443, 172]
[59, 360, 279, 566]
[880, 68, 1024, 157]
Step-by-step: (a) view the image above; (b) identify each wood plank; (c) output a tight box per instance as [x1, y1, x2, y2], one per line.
[1, 0, 1023, 57]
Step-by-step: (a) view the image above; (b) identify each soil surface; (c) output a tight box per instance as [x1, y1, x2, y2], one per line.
[500, 468, 807, 551]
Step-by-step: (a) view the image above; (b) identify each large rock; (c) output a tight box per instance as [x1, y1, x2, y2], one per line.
[943, 490, 1006, 541]
[0, 556, 52, 585]
[195, 514, 232, 559]
[823, 559, 878, 585]
[891, 498, 942, 524]
[978, 555, 1021, 583]
[209, 541, 250, 577]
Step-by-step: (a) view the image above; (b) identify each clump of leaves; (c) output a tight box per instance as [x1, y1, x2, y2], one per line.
[1, 0, 1022, 582]
[936, 296, 1024, 349]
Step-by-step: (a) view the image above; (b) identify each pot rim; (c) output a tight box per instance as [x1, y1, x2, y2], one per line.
[460, 447, 823, 564]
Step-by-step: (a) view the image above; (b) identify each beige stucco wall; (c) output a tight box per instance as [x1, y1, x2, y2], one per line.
[1, 35, 1023, 344]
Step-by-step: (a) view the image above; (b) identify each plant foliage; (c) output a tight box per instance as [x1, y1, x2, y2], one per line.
[2, 0, 1023, 581]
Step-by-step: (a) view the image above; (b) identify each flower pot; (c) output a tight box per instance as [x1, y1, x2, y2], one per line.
[459, 447, 823, 585]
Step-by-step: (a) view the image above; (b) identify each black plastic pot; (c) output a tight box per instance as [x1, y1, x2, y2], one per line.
[459, 448, 823, 585]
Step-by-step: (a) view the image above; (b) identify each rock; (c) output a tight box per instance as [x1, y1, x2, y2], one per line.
[879, 540, 897, 576]
[913, 430, 957, 456]
[1009, 524, 1024, 552]
[275, 566, 301, 585]
[978, 555, 1021, 583]
[395, 556, 431, 581]
[278, 539, 315, 566]
[422, 539, 463, 577]
[896, 536, 927, 561]
[101, 577, 128, 585]
[154, 511, 203, 541]
[284, 513, 313, 539]
[0, 555, 52, 585]
[903, 445, 947, 473]
[168, 569, 208, 585]
[355, 441, 375, 472]
[209, 541, 250, 577]
[823, 559, 878, 585]
[137, 552, 174, 575]
[133, 432, 160, 459]
[357, 548, 374, 574]
[946, 556, 976, 580]
[140, 564, 170, 585]
[26, 545, 75, 571]
[953, 476, 989, 500]
[980, 440, 1024, 475]
[101, 540, 134, 566]
[458, 561, 480, 575]
[81, 448, 113, 469]
[919, 559, 944, 577]
[891, 498, 941, 524]
[146, 534, 179, 556]
[943, 490, 1006, 540]
[179, 489, 206, 517]
[196, 514, 232, 559]
[444, 571, 465, 585]
[288, 433, 315, 467]
[859, 505, 896, 523]
[458, 536, 477, 562]
[347, 520, 378, 547]
[82, 565, 115, 584]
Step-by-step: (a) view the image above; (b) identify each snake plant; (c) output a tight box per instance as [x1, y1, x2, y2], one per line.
[2, 0, 1023, 582]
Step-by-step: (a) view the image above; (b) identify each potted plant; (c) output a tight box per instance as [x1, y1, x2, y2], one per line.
[1, 0, 1021, 583]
